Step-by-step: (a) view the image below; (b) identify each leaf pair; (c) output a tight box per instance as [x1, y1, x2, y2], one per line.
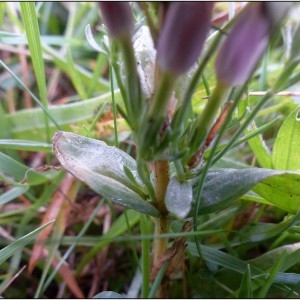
[52, 131, 160, 217]
[53, 130, 300, 218]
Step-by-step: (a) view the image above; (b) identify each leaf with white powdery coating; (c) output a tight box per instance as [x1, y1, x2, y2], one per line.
[52, 131, 159, 217]
[165, 176, 193, 219]
[193, 168, 300, 215]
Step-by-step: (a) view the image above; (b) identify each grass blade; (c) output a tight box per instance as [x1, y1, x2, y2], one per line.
[20, 2, 50, 141]
[257, 251, 287, 298]
[0, 221, 54, 266]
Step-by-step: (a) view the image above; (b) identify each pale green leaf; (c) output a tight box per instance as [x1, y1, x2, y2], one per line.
[193, 168, 300, 215]
[0, 152, 57, 185]
[253, 172, 300, 213]
[165, 176, 193, 219]
[272, 106, 300, 170]
[0, 221, 54, 266]
[20, 2, 50, 140]
[93, 291, 125, 298]
[0, 139, 52, 152]
[247, 122, 272, 168]
[0, 185, 29, 205]
[52, 131, 159, 217]
[238, 265, 253, 298]
[250, 242, 300, 273]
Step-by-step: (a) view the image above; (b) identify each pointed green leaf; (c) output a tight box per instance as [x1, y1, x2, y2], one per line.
[0, 185, 29, 205]
[193, 168, 300, 215]
[257, 251, 286, 298]
[52, 131, 159, 217]
[194, 168, 282, 215]
[247, 122, 272, 168]
[238, 265, 253, 299]
[272, 106, 300, 170]
[188, 242, 300, 286]
[0, 221, 54, 266]
[0, 152, 57, 185]
[231, 212, 300, 245]
[0, 139, 52, 152]
[253, 171, 300, 213]
[250, 242, 300, 273]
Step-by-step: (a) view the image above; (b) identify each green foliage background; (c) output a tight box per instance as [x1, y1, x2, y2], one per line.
[1, 2, 300, 298]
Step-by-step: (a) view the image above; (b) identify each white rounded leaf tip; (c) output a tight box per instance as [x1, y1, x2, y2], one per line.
[165, 177, 193, 219]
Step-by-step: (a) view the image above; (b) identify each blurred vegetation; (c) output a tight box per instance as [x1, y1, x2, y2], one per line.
[1, 2, 300, 298]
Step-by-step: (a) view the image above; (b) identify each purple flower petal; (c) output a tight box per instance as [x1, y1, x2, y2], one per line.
[99, 2, 133, 38]
[215, 4, 270, 86]
[157, 2, 214, 76]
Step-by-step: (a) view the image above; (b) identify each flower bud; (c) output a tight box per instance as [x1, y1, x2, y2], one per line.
[215, 4, 269, 86]
[215, 3, 292, 87]
[98, 2, 133, 39]
[156, 2, 214, 76]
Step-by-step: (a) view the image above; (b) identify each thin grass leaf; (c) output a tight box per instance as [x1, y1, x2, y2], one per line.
[246, 121, 272, 168]
[66, 48, 88, 99]
[20, 2, 50, 141]
[41, 199, 104, 297]
[231, 212, 300, 245]
[189, 242, 300, 288]
[0, 139, 52, 152]
[147, 261, 169, 299]
[4, 91, 122, 140]
[238, 264, 253, 298]
[257, 251, 287, 298]
[0, 221, 54, 266]
[76, 209, 140, 274]
[42, 43, 109, 90]
[0, 152, 57, 185]
[140, 214, 151, 298]
[29, 174, 79, 273]
[0, 186, 29, 205]
[110, 65, 119, 147]
[0, 60, 60, 131]
[250, 242, 300, 273]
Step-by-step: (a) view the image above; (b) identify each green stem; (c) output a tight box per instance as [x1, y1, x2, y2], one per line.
[138, 72, 176, 158]
[119, 36, 142, 129]
[149, 72, 175, 118]
[109, 65, 119, 147]
[153, 160, 169, 215]
[189, 81, 229, 156]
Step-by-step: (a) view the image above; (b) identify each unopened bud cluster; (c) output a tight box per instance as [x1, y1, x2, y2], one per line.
[98, 2, 292, 161]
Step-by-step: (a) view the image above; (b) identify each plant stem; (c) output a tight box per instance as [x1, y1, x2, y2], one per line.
[189, 81, 229, 157]
[154, 160, 169, 215]
[119, 35, 142, 129]
[152, 216, 170, 298]
[138, 72, 176, 159]
[152, 160, 170, 297]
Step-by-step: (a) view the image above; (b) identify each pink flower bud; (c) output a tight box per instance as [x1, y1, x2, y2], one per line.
[99, 2, 133, 38]
[156, 2, 214, 76]
[215, 3, 292, 87]
[215, 4, 269, 86]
